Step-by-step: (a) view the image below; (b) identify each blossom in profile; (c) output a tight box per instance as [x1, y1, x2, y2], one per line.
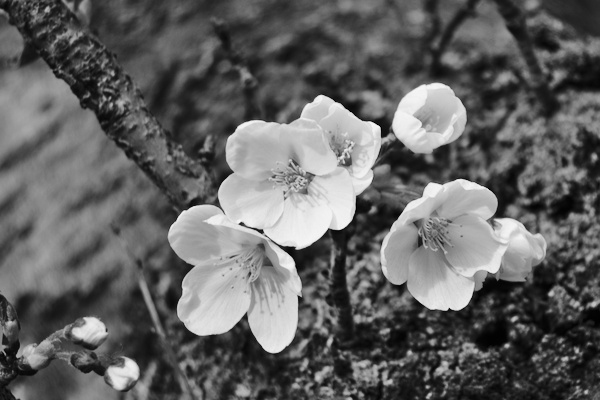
[103, 357, 140, 392]
[474, 218, 547, 290]
[380, 179, 508, 311]
[300, 95, 382, 194]
[168, 205, 302, 353]
[218, 119, 355, 249]
[392, 83, 466, 154]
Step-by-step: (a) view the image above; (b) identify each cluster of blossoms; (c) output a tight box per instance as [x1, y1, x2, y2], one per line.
[169, 85, 546, 352]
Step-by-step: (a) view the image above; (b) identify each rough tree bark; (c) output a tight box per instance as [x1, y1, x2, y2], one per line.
[0, 0, 216, 210]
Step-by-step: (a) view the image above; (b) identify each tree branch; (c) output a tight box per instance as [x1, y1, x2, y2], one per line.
[0, 0, 216, 210]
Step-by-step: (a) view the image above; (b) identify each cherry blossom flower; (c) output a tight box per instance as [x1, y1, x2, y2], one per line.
[392, 83, 467, 154]
[474, 218, 547, 290]
[380, 179, 508, 311]
[218, 119, 355, 249]
[300, 95, 382, 194]
[168, 205, 302, 353]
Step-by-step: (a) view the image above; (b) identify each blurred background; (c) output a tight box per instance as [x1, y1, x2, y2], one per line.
[1, 0, 599, 399]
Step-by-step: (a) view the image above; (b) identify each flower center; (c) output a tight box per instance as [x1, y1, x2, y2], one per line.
[413, 106, 441, 132]
[269, 159, 314, 197]
[216, 245, 266, 289]
[418, 217, 454, 254]
[328, 130, 355, 167]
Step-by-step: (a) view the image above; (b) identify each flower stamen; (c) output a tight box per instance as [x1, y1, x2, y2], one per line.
[328, 130, 355, 166]
[214, 246, 265, 288]
[269, 159, 313, 197]
[418, 217, 454, 254]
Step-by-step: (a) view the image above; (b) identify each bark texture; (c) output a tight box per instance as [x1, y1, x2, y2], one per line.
[0, 388, 16, 400]
[0, 0, 216, 210]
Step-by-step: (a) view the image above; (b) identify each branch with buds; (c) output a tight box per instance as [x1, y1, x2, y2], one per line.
[0, 295, 140, 394]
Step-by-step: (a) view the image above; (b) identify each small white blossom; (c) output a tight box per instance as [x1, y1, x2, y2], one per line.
[169, 205, 302, 353]
[474, 218, 547, 290]
[218, 119, 355, 249]
[65, 317, 108, 350]
[103, 356, 140, 392]
[392, 83, 466, 154]
[300, 95, 382, 194]
[381, 179, 508, 311]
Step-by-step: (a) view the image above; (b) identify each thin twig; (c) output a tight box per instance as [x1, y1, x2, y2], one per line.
[111, 225, 198, 400]
[492, 0, 559, 115]
[373, 130, 398, 168]
[211, 17, 262, 121]
[0, 0, 216, 210]
[329, 228, 355, 346]
[423, 0, 441, 52]
[430, 0, 482, 75]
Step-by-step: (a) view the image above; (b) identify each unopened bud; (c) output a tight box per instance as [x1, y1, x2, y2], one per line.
[65, 317, 108, 350]
[70, 351, 102, 374]
[104, 357, 140, 392]
[2, 302, 20, 346]
[20, 343, 53, 371]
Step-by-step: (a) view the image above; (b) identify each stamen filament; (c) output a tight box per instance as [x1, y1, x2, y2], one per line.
[418, 217, 455, 254]
[269, 159, 313, 197]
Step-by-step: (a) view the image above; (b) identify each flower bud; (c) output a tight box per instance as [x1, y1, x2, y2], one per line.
[65, 317, 108, 350]
[392, 83, 467, 154]
[494, 218, 547, 282]
[103, 357, 140, 392]
[20, 343, 53, 371]
[70, 351, 101, 374]
[2, 302, 20, 347]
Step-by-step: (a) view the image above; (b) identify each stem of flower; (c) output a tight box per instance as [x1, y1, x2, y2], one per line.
[329, 228, 355, 345]
[430, 0, 482, 75]
[111, 225, 198, 400]
[492, 0, 559, 116]
[211, 17, 262, 121]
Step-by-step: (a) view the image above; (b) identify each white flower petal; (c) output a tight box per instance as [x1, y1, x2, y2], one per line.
[473, 270, 488, 291]
[444, 97, 467, 144]
[396, 84, 428, 115]
[177, 263, 251, 336]
[300, 95, 335, 122]
[248, 267, 299, 353]
[263, 239, 302, 295]
[310, 168, 355, 230]
[285, 118, 338, 176]
[445, 215, 508, 277]
[436, 179, 498, 220]
[381, 223, 419, 285]
[351, 169, 374, 195]
[218, 174, 284, 229]
[168, 205, 245, 266]
[407, 246, 475, 311]
[226, 121, 292, 180]
[318, 104, 380, 178]
[263, 192, 332, 249]
[392, 111, 436, 154]
[397, 183, 446, 226]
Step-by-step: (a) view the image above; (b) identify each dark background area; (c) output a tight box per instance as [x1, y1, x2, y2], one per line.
[0, 0, 599, 398]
